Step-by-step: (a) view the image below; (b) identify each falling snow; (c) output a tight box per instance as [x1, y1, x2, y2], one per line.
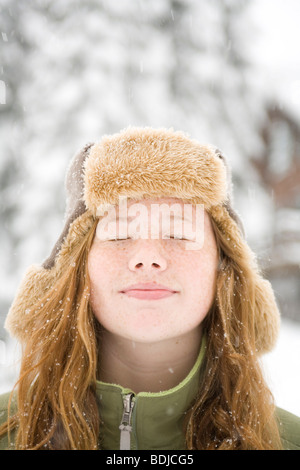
[0, 1, 299, 419]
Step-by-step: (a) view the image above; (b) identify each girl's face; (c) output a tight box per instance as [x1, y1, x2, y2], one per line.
[88, 197, 219, 343]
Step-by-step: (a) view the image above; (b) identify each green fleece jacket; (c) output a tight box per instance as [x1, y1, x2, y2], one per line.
[1, 338, 300, 450]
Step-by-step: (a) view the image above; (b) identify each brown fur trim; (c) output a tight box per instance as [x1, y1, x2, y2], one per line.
[253, 278, 281, 355]
[4, 263, 57, 341]
[83, 127, 228, 214]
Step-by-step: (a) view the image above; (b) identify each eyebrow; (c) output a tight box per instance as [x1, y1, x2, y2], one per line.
[106, 214, 193, 223]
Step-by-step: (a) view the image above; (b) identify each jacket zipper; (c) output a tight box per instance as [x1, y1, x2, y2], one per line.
[119, 393, 135, 450]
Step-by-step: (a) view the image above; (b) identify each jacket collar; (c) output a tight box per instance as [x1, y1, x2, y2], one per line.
[95, 335, 206, 450]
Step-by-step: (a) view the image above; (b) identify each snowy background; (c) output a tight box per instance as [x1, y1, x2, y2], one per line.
[0, 0, 299, 416]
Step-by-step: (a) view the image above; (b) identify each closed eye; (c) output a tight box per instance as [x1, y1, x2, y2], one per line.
[106, 236, 192, 241]
[107, 237, 132, 241]
[163, 235, 189, 240]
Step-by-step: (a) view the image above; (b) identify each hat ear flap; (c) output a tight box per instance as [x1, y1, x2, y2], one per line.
[211, 204, 280, 355]
[64, 142, 94, 220]
[253, 277, 281, 355]
[5, 210, 95, 343]
[43, 142, 95, 270]
[5, 143, 96, 342]
[4, 264, 57, 342]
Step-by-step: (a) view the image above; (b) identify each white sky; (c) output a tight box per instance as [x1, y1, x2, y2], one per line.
[249, 0, 300, 117]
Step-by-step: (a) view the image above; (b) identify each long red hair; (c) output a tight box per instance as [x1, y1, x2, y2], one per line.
[0, 215, 282, 449]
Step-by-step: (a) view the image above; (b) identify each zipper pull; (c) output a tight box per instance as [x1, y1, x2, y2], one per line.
[119, 393, 135, 450]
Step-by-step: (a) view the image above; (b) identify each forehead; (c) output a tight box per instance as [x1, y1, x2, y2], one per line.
[112, 196, 200, 214]
[127, 196, 186, 207]
[103, 196, 212, 227]
[103, 197, 198, 220]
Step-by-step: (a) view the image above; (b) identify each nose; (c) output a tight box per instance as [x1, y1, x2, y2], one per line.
[128, 241, 168, 272]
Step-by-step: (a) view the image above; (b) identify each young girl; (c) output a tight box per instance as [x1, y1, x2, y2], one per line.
[1, 127, 299, 450]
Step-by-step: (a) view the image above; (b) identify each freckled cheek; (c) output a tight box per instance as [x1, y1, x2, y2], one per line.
[182, 252, 218, 296]
[88, 248, 125, 292]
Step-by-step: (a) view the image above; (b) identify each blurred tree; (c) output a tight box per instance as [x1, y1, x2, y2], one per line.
[0, 0, 30, 326]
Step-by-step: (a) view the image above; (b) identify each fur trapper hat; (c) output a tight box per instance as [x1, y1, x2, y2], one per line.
[5, 126, 280, 353]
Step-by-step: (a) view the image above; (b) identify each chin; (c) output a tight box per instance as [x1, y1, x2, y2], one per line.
[126, 330, 178, 344]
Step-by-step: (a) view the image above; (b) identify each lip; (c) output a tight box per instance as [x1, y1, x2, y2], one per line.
[120, 283, 178, 300]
